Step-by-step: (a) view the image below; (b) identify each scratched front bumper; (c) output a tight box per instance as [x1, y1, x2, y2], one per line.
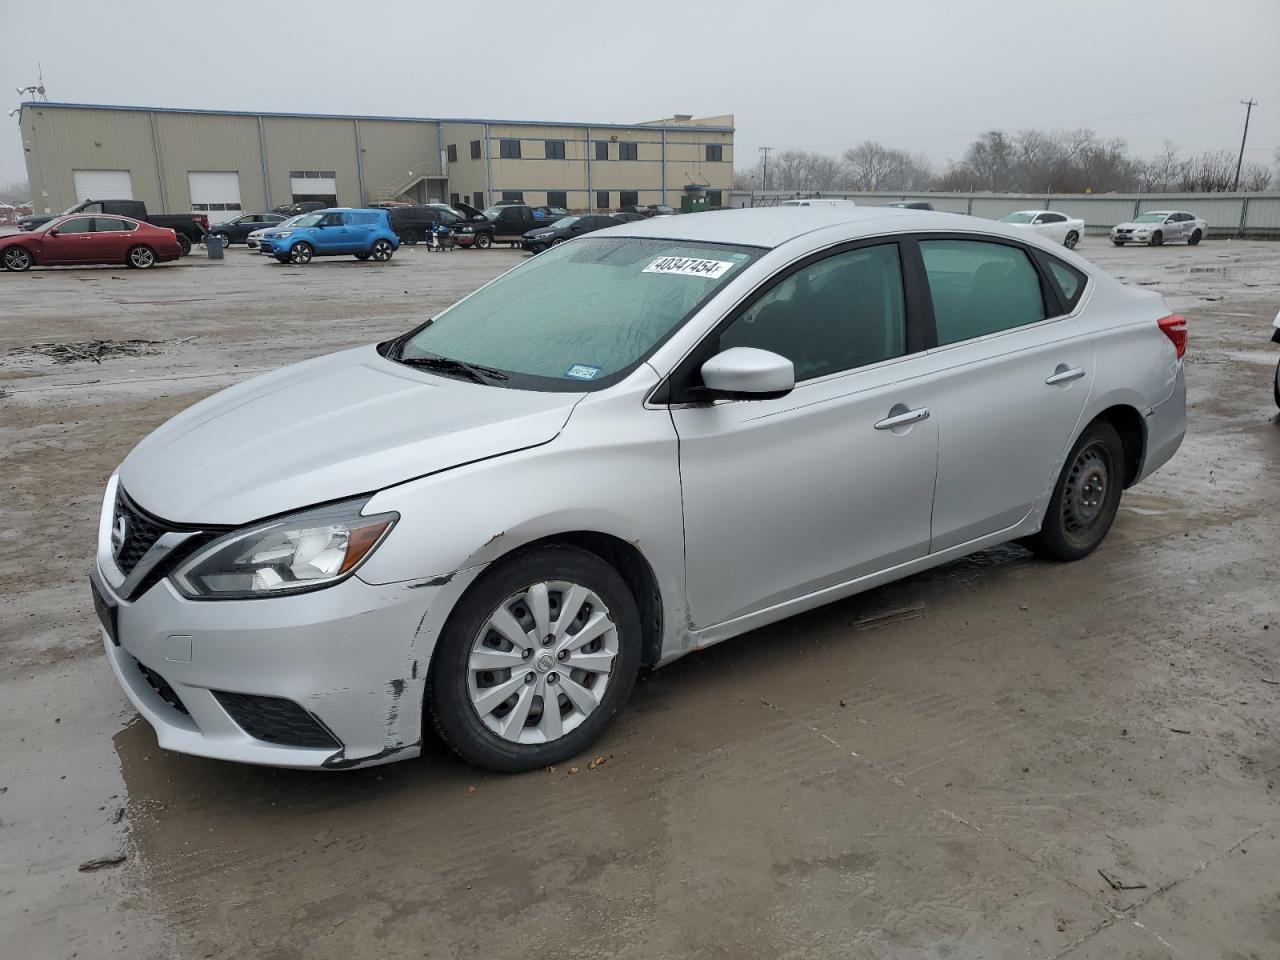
[96, 568, 447, 769]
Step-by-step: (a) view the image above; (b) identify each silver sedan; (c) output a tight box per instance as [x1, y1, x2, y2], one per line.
[90, 208, 1187, 772]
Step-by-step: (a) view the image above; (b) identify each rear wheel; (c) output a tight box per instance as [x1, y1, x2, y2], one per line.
[1150, 230, 1163, 246]
[475, 233, 492, 250]
[127, 245, 156, 269]
[289, 242, 313, 265]
[1273, 358, 1280, 409]
[401, 229, 420, 245]
[176, 234, 192, 257]
[3, 246, 33, 271]
[371, 238, 394, 262]
[1024, 420, 1125, 562]
[1188, 229, 1202, 246]
[1064, 231, 1079, 249]
[214, 232, 232, 249]
[428, 546, 642, 772]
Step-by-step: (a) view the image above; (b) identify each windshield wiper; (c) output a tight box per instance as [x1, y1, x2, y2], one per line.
[396, 353, 508, 383]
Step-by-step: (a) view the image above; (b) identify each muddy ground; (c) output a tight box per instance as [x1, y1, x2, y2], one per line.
[1, 235, 1277, 959]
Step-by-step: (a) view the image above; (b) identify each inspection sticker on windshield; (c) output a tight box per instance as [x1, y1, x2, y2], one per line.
[565, 363, 602, 380]
[643, 256, 736, 280]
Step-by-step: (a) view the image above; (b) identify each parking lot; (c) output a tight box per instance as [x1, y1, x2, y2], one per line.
[1, 235, 1278, 959]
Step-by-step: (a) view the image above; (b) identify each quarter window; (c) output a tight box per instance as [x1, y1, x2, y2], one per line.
[619, 141, 638, 161]
[499, 139, 522, 160]
[719, 243, 907, 382]
[1044, 256, 1087, 312]
[545, 140, 566, 160]
[920, 239, 1047, 345]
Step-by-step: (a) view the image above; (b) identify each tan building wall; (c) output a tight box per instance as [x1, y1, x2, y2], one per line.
[358, 119, 441, 203]
[152, 111, 266, 211]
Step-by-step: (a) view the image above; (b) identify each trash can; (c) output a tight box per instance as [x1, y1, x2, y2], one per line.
[206, 234, 224, 259]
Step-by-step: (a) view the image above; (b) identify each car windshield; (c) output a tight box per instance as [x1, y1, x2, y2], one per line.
[550, 216, 580, 229]
[482, 206, 509, 220]
[1133, 213, 1169, 223]
[395, 236, 761, 388]
[290, 213, 324, 227]
[1000, 212, 1036, 224]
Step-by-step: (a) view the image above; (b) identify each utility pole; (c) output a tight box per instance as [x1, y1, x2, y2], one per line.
[759, 146, 771, 192]
[1232, 98, 1256, 192]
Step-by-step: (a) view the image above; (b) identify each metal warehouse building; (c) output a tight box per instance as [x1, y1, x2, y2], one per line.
[18, 102, 734, 219]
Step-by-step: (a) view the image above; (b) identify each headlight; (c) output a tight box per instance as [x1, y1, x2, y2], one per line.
[276, 230, 293, 238]
[457, 225, 473, 233]
[171, 499, 397, 599]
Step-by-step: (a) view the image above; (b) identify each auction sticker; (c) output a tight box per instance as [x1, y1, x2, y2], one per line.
[642, 256, 736, 279]
[565, 363, 602, 380]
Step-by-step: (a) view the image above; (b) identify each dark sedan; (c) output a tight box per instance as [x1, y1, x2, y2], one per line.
[210, 212, 291, 248]
[520, 214, 617, 253]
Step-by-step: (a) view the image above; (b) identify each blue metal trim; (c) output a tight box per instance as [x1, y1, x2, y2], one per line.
[18, 101, 734, 133]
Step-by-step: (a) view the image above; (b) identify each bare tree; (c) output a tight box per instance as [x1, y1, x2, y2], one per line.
[0, 179, 30, 205]
[1239, 163, 1273, 192]
[963, 131, 1014, 191]
[842, 141, 897, 191]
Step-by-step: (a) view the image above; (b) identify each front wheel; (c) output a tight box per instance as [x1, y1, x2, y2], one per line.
[1150, 230, 1163, 246]
[475, 233, 492, 250]
[370, 238, 394, 262]
[3, 246, 33, 271]
[127, 245, 157, 269]
[428, 545, 642, 772]
[1024, 420, 1125, 562]
[1188, 229, 1202, 246]
[1112, 240, 1125, 246]
[289, 242, 313, 265]
[1064, 231, 1079, 249]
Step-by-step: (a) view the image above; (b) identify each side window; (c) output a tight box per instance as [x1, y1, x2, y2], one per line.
[58, 217, 93, 233]
[319, 212, 344, 226]
[1044, 256, 1087, 312]
[93, 217, 131, 231]
[719, 244, 907, 382]
[920, 239, 1047, 345]
[1032, 214, 1047, 224]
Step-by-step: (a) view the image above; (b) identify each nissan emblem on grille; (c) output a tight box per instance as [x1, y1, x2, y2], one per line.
[111, 512, 128, 561]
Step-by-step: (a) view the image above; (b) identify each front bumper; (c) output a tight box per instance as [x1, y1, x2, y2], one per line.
[92, 562, 452, 770]
[1111, 231, 1151, 243]
[454, 233, 476, 247]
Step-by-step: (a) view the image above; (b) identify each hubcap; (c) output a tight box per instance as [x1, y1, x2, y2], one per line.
[373, 241, 391, 260]
[1063, 443, 1109, 533]
[292, 245, 311, 263]
[131, 248, 153, 267]
[5, 249, 29, 269]
[467, 580, 618, 744]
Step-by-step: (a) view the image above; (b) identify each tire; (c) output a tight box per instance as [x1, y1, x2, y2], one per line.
[289, 242, 313, 265]
[1024, 420, 1125, 562]
[428, 545, 642, 772]
[127, 245, 157, 269]
[1112, 240, 1125, 246]
[1150, 230, 1163, 246]
[177, 234, 192, 257]
[215, 232, 232, 250]
[401, 229, 419, 245]
[475, 233, 492, 250]
[1064, 231, 1079, 249]
[1188, 229, 1202, 246]
[551, 238, 565, 247]
[2, 246, 33, 271]
[371, 238, 394, 262]
[354, 252, 371, 261]
[1273, 358, 1280, 410]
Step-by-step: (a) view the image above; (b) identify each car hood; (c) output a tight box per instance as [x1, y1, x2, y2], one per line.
[118, 345, 585, 525]
[1113, 221, 1152, 230]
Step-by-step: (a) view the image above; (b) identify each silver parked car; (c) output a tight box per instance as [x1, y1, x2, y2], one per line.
[90, 208, 1187, 772]
[1111, 210, 1207, 246]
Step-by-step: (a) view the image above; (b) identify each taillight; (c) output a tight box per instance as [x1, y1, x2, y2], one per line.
[1158, 314, 1187, 359]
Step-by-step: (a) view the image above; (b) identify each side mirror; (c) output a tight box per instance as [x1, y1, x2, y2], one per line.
[699, 347, 795, 400]
[47, 228, 59, 237]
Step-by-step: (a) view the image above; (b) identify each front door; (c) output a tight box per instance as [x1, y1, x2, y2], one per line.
[918, 237, 1093, 551]
[314, 212, 352, 253]
[39, 216, 98, 263]
[671, 241, 939, 630]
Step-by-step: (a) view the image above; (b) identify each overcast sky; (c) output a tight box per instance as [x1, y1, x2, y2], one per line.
[3, 0, 1278, 189]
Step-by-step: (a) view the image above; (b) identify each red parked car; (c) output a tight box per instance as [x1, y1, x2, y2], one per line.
[1, 214, 182, 271]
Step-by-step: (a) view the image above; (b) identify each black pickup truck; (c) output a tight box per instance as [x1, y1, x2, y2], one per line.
[452, 203, 543, 249]
[19, 200, 208, 256]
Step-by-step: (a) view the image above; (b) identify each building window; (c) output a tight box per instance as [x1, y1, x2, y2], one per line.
[446, 144, 458, 163]
[706, 144, 724, 162]
[288, 170, 337, 179]
[619, 142, 638, 161]
[473, 192, 485, 208]
[595, 141, 609, 161]
[470, 140, 482, 160]
[547, 191, 567, 209]
[501, 191, 524, 203]
[499, 139, 522, 159]
[596, 190, 610, 209]
[707, 190, 723, 207]
[545, 140, 566, 160]
[620, 190, 639, 208]
[449, 192, 460, 206]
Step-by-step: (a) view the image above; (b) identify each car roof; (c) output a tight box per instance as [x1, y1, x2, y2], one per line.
[599, 206, 953, 249]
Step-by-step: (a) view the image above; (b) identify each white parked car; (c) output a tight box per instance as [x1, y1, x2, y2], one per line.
[90, 208, 1187, 773]
[246, 214, 305, 250]
[1111, 210, 1206, 246]
[999, 210, 1085, 249]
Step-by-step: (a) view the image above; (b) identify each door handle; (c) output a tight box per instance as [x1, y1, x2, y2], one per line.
[874, 406, 930, 430]
[1045, 366, 1086, 385]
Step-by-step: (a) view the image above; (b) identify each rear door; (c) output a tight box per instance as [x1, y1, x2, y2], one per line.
[92, 216, 137, 261]
[40, 216, 98, 263]
[917, 236, 1093, 551]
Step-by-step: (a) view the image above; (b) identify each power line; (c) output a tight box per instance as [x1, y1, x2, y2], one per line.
[1232, 99, 1257, 192]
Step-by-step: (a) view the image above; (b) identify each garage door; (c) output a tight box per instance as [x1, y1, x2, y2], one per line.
[73, 170, 133, 202]
[289, 171, 337, 205]
[188, 171, 243, 216]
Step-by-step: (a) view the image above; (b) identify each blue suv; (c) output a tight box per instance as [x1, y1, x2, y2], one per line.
[259, 208, 400, 265]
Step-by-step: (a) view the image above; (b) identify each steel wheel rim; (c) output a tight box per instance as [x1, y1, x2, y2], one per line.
[292, 244, 311, 263]
[4, 248, 30, 270]
[373, 240, 391, 260]
[130, 247, 154, 267]
[1062, 442, 1111, 537]
[467, 580, 619, 744]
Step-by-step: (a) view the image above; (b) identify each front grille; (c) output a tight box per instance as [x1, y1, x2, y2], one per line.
[213, 691, 341, 749]
[134, 658, 189, 715]
[113, 490, 167, 575]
